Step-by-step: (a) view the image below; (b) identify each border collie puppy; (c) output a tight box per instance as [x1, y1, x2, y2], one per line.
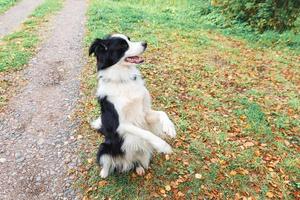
[89, 34, 176, 178]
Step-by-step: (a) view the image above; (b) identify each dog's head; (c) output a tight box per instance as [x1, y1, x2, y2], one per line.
[89, 34, 147, 70]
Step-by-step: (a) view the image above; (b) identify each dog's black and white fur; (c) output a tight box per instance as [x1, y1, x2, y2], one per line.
[89, 34, 176, 178]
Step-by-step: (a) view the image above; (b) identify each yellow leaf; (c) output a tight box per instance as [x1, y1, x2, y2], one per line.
[266, 191, 274, 198]
[244, 142, 254, 148]
[160, 189, 166, 194]
[240, 169, 249, 175]
[82, 196, 89, 200]
[177, 191, 185, 197]
[165, 154, 170, 160]
[230, 170, 237, 176]
[98, 180, 108, 187]
[165, 185, 171, 191]
[195, 173, 202, 179]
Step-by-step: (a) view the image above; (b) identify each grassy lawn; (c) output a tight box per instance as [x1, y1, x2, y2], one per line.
[0, 0, 20, 14]
[0, 0, 63, 107]
[76, 0, 300, 199]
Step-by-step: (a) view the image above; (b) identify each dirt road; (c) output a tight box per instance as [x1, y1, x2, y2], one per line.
[0, 0, 86, 199]
[0, 0, 44, 38]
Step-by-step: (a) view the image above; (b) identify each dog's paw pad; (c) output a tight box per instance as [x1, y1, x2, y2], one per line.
[136, 166, 145, 176]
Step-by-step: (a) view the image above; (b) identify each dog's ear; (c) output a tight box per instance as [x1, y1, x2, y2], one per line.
[89, 39, 108, 56]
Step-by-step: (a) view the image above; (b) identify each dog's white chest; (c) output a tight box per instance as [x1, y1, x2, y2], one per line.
[97, 79, 150, 126]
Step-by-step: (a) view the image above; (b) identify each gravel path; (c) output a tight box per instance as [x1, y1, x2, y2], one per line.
[0, 0, 44, 38]
[0, 0, 86, 199]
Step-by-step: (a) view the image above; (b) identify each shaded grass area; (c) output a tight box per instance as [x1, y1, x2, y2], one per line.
[0, 0, 63, 72]
[0, 0, 20, 14]
[190, 1, 300, 53]
[76, 0, 300, 199]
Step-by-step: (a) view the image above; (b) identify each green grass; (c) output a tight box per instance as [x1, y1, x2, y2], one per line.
[0, 0, 20, 14]
[0, 0, 63, 72]
[77, 0, 300, 199]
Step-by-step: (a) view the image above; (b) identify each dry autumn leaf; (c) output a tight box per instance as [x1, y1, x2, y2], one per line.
[82, 196, 89, 200]
[165, 185, 171, 191]
[266, 191, 274, 198]
[195, 173, 202, 179]
[98, 180, 108, 187]
[165, 154, 170, 160]
[177, 191, 185, 197]
[230, 170, 237, 176]
[160, 189, 166, 194]
[244, 141, 255, 147]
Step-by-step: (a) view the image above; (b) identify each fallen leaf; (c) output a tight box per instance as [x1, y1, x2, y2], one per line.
[177, 191, 185, 197]
[165, 185, 171, 191]
[230, 170, 237, 176]
[98, 180, 108, 187]
[195, 173, 202, 179]
[165, 154, 170, 160]
[266, 191, 274, 198]
[160, 189, 166, 194]
[240, 169, 249, 175]
[255, 150, 261, 156]
[82, 196, 89, 200]
[145, 173, 152, 180]
[244, 142, 254, 147]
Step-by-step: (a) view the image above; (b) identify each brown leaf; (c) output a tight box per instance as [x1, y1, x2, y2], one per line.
[98, 180, 108, 187]
[82, 196, 89, 200]
[230, 170, 237, 176]
[255, 150, 261, 156]
[177, 191, 185, 197]
[240, 169, 249, 175]
[160, 189, 166, 194]
[244, 142, 254, 148]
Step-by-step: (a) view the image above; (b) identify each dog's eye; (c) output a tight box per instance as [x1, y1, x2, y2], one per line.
[127, 37, 130, 41]
[119, 42, 128, 49]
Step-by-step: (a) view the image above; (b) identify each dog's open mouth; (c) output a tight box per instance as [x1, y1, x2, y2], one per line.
[125, 56, 144, 64]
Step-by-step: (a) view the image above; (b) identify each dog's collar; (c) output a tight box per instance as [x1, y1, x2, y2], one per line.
[99, 74, 141, 83]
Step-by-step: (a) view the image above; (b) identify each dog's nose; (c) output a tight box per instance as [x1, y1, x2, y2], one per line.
[142, 42, 147, 49]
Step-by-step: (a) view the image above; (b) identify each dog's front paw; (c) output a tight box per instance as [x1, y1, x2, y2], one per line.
[157, 141, 173, 154]
[162, 117, 176, 138]
[100, 169, 109, 178]
[91, 117, 101, 130]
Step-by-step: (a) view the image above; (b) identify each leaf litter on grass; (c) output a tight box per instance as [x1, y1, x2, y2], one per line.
[75, 0, 300, 199]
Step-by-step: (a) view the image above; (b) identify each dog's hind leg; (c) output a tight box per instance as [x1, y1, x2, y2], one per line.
[90, 116, 102, 130]
[146, 110, 176, 138]
[99, 154, 112, 178]
[137, 151, 151, 169]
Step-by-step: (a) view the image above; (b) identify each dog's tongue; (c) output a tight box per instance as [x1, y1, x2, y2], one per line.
[125, 56, 144, 64]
